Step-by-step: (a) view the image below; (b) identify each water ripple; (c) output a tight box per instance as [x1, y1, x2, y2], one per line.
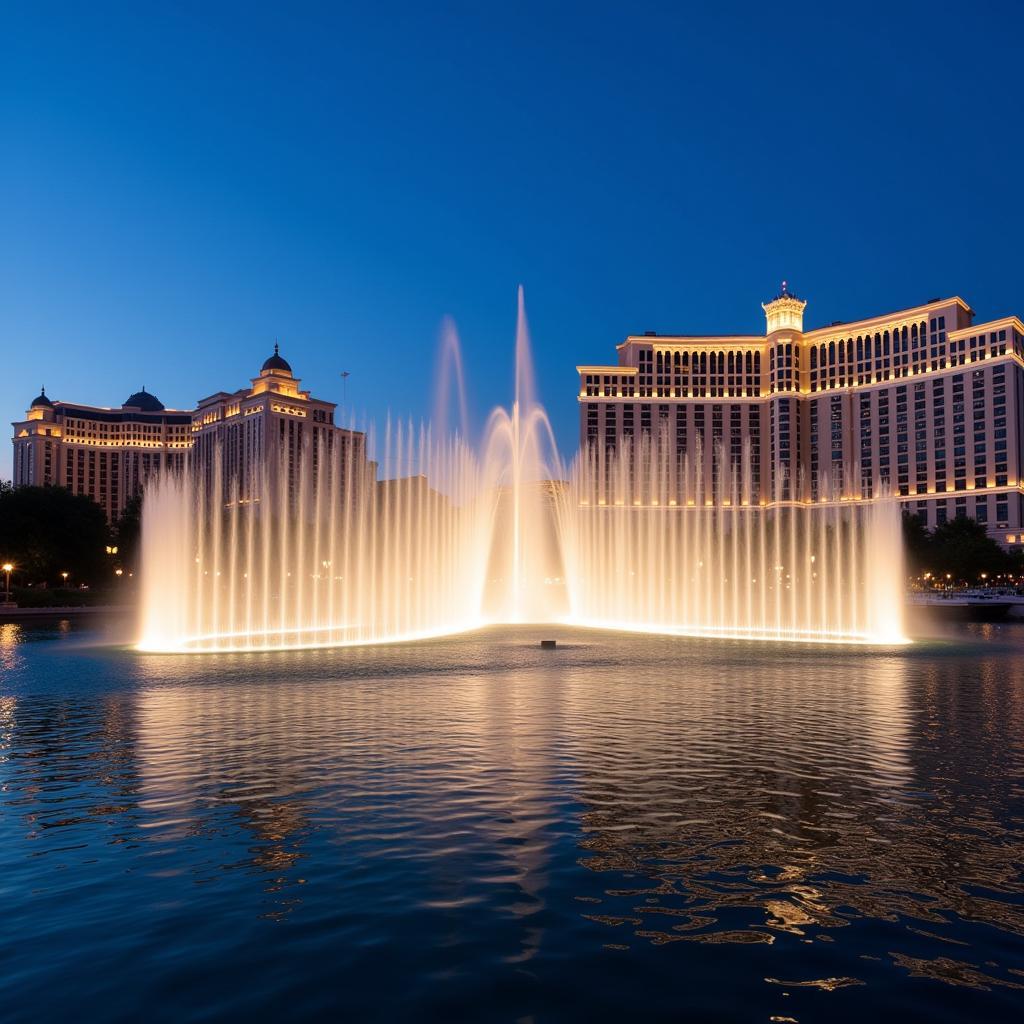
[2, 622, 1024, 1021]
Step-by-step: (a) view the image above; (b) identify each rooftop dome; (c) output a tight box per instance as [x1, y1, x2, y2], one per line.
[123, 387, 165, 412]
[261, 342, 293, 375]
[30, 387, 53, 409]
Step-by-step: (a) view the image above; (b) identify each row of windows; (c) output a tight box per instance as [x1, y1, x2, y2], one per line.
[583, 325, 1022, 399]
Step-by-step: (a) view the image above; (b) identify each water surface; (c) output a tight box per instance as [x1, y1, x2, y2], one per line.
[2, 622, 1023, 1021]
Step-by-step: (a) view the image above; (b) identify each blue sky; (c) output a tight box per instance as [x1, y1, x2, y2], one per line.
[3, 1, 1024, 480]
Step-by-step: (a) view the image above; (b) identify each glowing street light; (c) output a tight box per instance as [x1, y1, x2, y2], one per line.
[2, 562, 12, 604]
[61, 571, 69, 586]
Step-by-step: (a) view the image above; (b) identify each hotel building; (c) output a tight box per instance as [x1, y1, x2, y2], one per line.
[11, 347, 368, 521]
[190, 345, 369, 508]
[11, 388, 191, 522]
[578, 288, 1024, 547]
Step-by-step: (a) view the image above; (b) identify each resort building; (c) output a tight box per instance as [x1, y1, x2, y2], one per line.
[191, 345, 369, 509]
[11, 347, 369, 521]
[11, 388, 191, 522]
[578, 288, 1024, 548]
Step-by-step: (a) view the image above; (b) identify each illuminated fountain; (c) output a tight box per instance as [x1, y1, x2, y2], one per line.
[138, 425, 493, 652]
[138, 291, 905, 652]
[559, 437, 905, 644]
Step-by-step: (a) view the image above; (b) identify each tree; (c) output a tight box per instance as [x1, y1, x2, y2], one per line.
[901, 511, 932, 577]
[0, 486, 110, 586]
[113, 493, 143, 574]
[928, 515, 1009, 584]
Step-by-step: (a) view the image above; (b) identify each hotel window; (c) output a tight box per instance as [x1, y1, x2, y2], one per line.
[748, 406, 761, 495]
[622, 405, 634, 437]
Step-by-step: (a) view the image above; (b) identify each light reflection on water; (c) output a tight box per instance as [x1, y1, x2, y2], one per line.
[1, 623, 1023, 1022]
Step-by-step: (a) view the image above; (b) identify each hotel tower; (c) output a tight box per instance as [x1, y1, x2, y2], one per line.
[578, 288, 1024, 548]
[11, 347, 368, 523]
[11, 387, 191, 523]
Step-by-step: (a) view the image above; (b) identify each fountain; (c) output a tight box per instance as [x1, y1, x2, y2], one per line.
[559, 437, 905, 644]
[137, 290, 905, 652]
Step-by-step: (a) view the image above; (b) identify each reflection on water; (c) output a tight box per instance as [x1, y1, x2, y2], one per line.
[1, 624, 1023, 1022]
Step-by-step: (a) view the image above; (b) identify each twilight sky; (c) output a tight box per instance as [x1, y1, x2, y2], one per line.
[3, 1, 1024, 480]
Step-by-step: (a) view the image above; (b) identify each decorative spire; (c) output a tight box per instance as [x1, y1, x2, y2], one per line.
[275, 340, 279, 355]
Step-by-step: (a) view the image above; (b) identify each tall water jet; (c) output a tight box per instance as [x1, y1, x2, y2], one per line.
[432, 316, 470, 442]
[478, 287, 566, 622]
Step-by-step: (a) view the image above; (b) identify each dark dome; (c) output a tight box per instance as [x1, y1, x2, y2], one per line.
[123, 388, 165, 412]
[261, 343, 292, 374]
[30, 387, 53, 409]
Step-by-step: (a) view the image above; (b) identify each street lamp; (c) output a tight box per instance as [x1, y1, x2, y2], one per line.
[61, 571, 69, 586]
[2, 562, 13, 605]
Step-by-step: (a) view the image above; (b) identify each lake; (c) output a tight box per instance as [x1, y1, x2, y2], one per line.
[1, 620, 1022, 1021]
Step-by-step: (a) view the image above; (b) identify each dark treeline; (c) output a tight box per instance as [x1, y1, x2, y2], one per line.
[902, 511, 1022, 585]
[0, 483, 141, 592]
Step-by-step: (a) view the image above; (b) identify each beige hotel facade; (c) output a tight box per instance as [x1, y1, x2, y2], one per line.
[578, 288, 1024, 548]
[12, 387, 191, 523]
[11, 347, 366, 523]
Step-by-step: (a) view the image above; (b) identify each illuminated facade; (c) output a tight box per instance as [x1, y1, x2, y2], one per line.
[11, 388, 191, 522]
[11, 347, 368, 522]
[191, 345, 369, 509]
[578, 288, 1024, 547]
